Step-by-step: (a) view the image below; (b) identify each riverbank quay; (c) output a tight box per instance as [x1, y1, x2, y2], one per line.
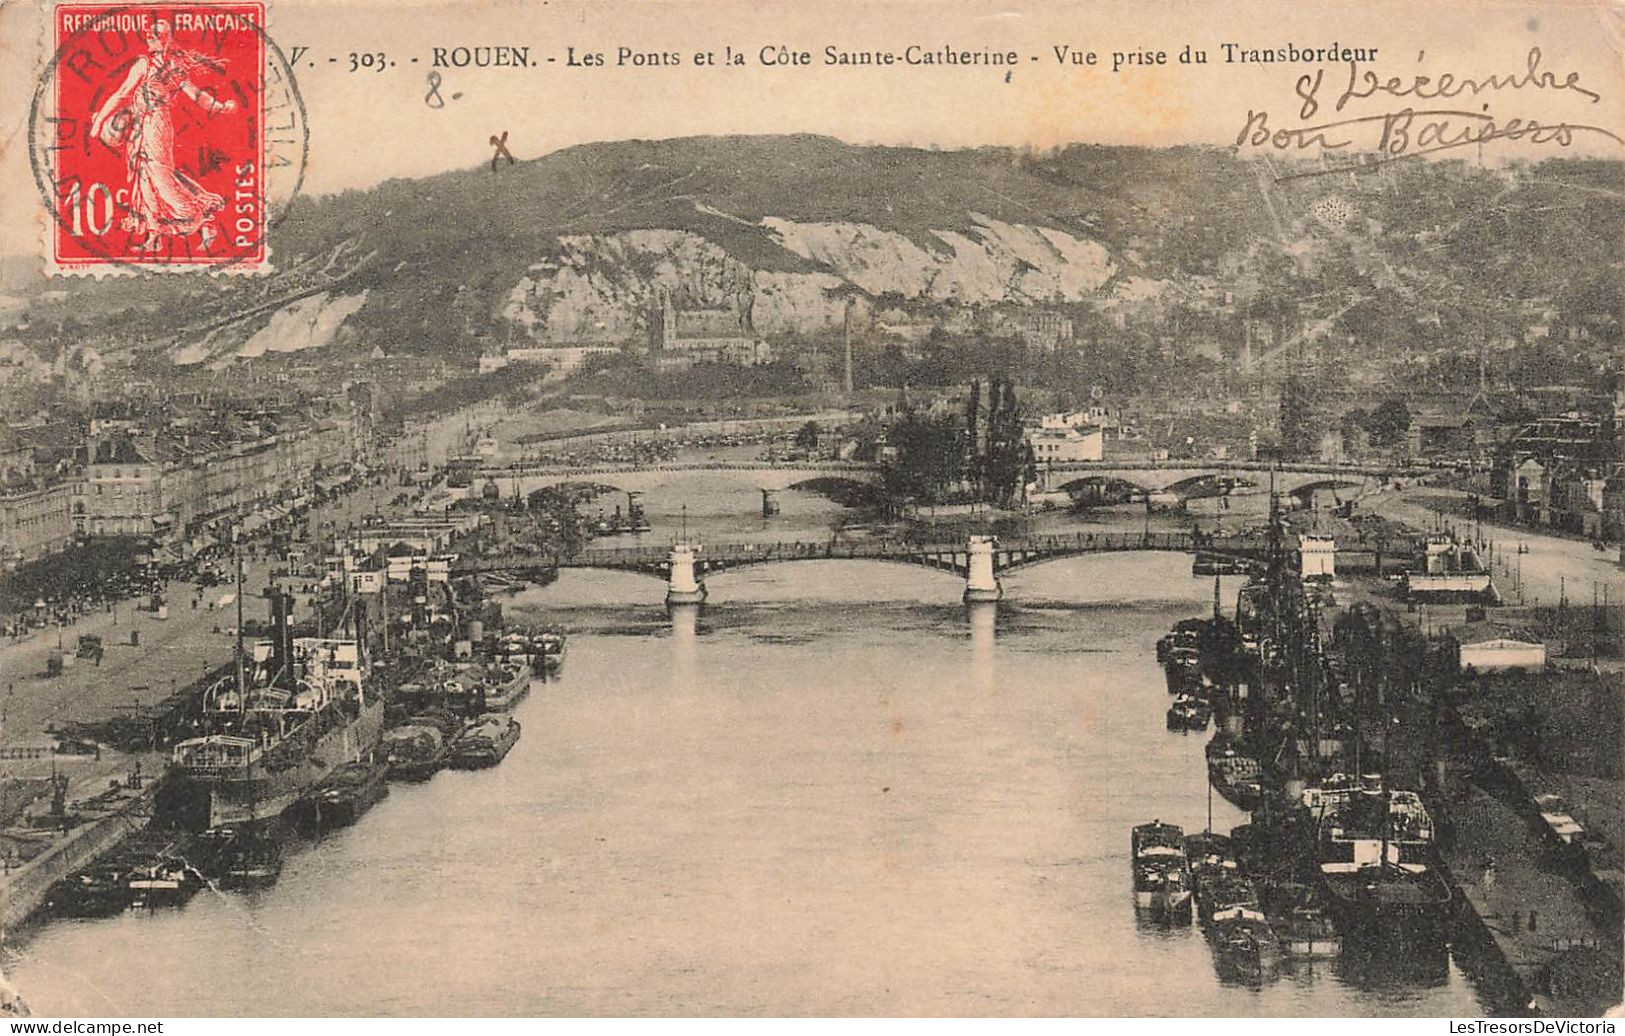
[1435, 760, 1622, 1017]
[0, 604, 252, 932]
[1433, 680, 1624, 1016]
[0, 754, 160, 931]
[0, 567, 272, 752]
[1327, 578, 1623, 1015]
[1363, 485, 1621, 608]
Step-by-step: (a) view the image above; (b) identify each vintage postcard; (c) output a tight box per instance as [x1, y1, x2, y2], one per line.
[0, 0, 1622, 1021]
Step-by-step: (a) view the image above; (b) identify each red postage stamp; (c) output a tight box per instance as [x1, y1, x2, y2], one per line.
[36, 3, 282, 272]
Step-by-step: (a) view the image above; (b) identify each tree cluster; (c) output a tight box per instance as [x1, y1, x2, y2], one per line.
[880, 410, 966, 511]
[879, 380, 1035, 515]
[967, 377, 1034, 508]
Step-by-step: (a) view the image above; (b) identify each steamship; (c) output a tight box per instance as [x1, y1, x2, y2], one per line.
[168, 625, 385, 830]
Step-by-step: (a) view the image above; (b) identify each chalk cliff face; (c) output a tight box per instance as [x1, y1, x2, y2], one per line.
[499, 214, 1119, 343]
[500, 230, 841, 341]
[170, 291, 370, 368]
[762, 215, 1115, 304]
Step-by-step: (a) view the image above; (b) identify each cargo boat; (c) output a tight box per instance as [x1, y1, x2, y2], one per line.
[1164, 649, 1202, 695]
[1131, 820, 1192, 922]
[1156, 619, 1203, 663]
[1264, 882, 1341, 960]
[401, 658, 537, 718]
[1314, 775, 1451, 947]
[125, 855, 202, 909]
[497, 628, 566, 675]
[478, 662, 531, 711]
[1210, 918, 1276, 983]
[1200, 871, 1280, 981]
[45, 865, 129, 918]
[292, 759, 390, 830]
[383, 714, 457, 780]
[1199, 870, 1265, 927]
[168, 634, 384, 830]
[1205, 739, 1264, 812]
[1185, 831, 1237, 902]
[445, 661, 530, 713]
[449, 713, 521, 769]
[1166, 694, 1211, 732]
[217, 830, 285, 890]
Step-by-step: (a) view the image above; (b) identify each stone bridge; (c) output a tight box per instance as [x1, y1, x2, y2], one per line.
[478, 459, 1401, 502]
[494, 461, 883, 496]
[454, 529, 1420, 604]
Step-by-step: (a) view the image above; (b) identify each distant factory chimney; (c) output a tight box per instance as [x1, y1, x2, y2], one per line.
[842, 297, 854, 396]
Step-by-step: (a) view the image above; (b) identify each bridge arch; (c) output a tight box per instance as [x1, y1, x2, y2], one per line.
[1055, 475, 1151, 503]
[1162, 474, 1260, 499]
[1287, 478, 1364, 500]
[789, 476, 884, 505]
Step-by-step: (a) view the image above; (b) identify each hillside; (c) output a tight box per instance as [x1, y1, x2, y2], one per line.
[5, 136, 1620, 375]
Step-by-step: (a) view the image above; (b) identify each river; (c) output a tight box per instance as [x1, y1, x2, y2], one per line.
[5, 549, 1488, 1016]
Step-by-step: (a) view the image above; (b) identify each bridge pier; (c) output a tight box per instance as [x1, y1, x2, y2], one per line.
[964, 535, 1002, 603]
[666, 544, 707, 605]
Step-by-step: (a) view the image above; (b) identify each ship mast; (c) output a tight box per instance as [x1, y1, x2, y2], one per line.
[235, 536, 255, 829]
[235, 540, 245, 715]
[1310, 615, 1322, 766]
[1206, 767, 1213, 835]
[1373, 614, 1393, 886]
[1378, 683, 1392, 885]
[1266, 466, 1281, 581]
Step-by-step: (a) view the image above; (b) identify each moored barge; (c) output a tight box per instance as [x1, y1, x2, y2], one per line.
[449, 713, 522, 769]
[1131, 820, 1193, 922]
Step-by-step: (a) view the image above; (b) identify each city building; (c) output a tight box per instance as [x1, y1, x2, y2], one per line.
[1299, 533, 1336, 580]
[1505, 455, 1550, 524]
[0, 479, 74, 565]
[70, 414, 357, 549]
[1457, 635, 1547, 673]
[505, 344, 622, 381]
[1402, 535, 1494, 602]
[650, 292, 772, 369]
[1406, 411, 1496, 463]
[1493, 442, 1622, 536]
[74, 436, 165, 538]
[1026, 422, 1104, 463]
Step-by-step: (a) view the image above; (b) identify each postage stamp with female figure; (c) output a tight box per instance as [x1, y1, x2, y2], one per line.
[31, 3, 305, 273]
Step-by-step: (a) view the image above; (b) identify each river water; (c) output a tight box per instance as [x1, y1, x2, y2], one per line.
[6, 547, 1488, 1016]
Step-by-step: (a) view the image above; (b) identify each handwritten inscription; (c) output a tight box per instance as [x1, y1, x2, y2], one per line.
[1237, 47, 1621, 169]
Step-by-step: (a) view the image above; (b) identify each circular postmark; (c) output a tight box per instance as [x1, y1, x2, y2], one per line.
[28, 3, 308, 272]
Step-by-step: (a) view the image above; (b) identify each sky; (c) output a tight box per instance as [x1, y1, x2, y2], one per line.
[2, 0, 1622, 253]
